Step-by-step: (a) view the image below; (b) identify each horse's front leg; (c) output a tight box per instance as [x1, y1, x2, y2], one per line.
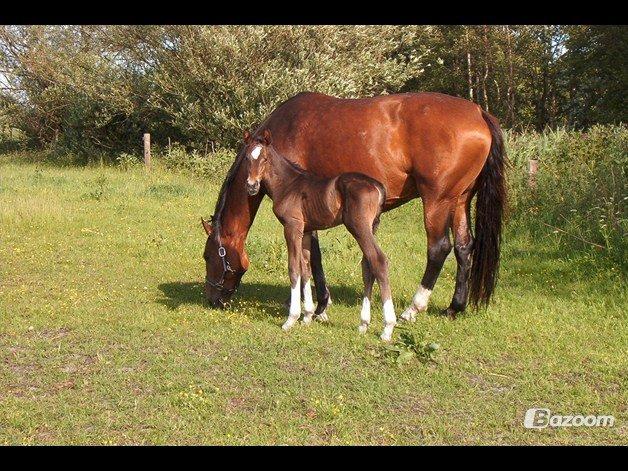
[310, 231, 331, 321]
[282, 223, 304, 331]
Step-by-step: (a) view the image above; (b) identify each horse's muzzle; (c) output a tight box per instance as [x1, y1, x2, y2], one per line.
[246, 181, 260, 196]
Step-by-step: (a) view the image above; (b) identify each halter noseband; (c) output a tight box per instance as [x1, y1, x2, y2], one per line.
[205, 217, 238, 297]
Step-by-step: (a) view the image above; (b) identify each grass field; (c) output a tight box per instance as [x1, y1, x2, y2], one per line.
[0, 157, 626, 445]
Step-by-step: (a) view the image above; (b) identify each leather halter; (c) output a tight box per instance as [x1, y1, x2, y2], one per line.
[205, 217, 237, 297]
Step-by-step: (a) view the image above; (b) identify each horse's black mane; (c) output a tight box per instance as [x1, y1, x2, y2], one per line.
[212, 146, 246, 230]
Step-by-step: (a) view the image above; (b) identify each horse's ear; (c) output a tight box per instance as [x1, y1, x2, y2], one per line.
[262, 129, 272, 145]
[201, 217, 212, 236]
[243, 130, 251, 144]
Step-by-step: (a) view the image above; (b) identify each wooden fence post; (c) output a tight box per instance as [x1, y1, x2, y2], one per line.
[143, 133, 151, 170]
[528, 159, 538, 189]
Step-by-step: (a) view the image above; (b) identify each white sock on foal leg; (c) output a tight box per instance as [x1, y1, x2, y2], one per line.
[380, 298, 396, 342]
[302, 280, 315, 324]
[358, 297, 371, 334]
[400, 285, 432, 322]
[282, 276, 301, 331]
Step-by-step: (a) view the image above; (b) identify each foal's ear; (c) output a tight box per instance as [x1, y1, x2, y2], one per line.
[243, 130, 251, 144]
[262, 129, 272, 145]
[201, 217, 212, 236]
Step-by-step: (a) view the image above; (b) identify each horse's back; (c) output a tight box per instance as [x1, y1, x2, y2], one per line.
[264, 92, 493, 205]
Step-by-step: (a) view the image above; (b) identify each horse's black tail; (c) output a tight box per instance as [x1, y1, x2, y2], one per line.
[469, 110, 507, 309]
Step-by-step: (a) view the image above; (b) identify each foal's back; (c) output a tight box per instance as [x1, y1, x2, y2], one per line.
[291, 171, 385, 233]
[336, 172, 386, 228]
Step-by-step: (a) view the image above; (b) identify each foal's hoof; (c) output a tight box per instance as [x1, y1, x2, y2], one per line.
[380, 332, 393, 342]
[358, 323, 368, 334]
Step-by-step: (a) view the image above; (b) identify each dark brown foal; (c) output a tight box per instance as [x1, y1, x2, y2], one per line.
[244, 129, 396, 341]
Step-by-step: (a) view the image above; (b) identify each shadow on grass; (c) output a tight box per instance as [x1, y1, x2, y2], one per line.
[157, 240, 618, 321]
[156, 280, 363, 317]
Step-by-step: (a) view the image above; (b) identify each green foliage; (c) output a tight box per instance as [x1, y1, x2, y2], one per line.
[116, 152, 142, 170]
[506, 125, 627, 269]
[385, 328, 440, 366]
[561, 26, 628, 127]
[2, 26, 625, 156]
[160, 143, 234, 181]
[147, 25, 428, 149]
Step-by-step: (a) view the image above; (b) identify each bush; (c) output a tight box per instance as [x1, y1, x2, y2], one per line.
[160, 143, 235, 183]
[506, 125, 627, 270]
[116, 152, 142, 170]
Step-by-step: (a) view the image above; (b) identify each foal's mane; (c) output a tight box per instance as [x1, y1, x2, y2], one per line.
[268, 145, 315, 179]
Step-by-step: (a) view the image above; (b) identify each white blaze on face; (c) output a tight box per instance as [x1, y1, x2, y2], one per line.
[251, 145, 262, 160]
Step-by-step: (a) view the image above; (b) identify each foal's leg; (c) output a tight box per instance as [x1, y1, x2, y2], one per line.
[358, 218, 380, 334]
[347, 217, 395, 341]
[446, 194, 474, 319]
[282, 231, 330, 318]
[358, 255, 375, 334]
[282, 224, 304, 331]
[300, 233, 316, 325]
[400, 197, 453, 322]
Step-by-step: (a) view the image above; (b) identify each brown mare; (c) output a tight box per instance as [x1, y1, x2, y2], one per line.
[202, 92, 506, 322]
[242, 129, 395, 340]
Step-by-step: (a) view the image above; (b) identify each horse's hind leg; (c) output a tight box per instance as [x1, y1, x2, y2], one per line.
[400, 196, 453, 322]
[300, 233, 316, 324]
[446, 194, 474, 319]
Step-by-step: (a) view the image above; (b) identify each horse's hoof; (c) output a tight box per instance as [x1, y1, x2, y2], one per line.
[302, 312, 314, 325]
[282, 318, 297, 331]
[314, 311, 329, 323]
[358, 323, 368, 334]
[399, 309, 416, 323]
[443, 308, 458, 320]
[380, 332, 392, 342]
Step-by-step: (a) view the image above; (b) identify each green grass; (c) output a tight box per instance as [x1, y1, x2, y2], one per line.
[0, 157, 626, 445]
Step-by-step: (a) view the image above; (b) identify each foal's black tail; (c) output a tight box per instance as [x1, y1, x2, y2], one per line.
[469, 110, 507, 309]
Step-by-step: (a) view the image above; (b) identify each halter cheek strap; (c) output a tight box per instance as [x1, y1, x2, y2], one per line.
[205, 217, 238, 296]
